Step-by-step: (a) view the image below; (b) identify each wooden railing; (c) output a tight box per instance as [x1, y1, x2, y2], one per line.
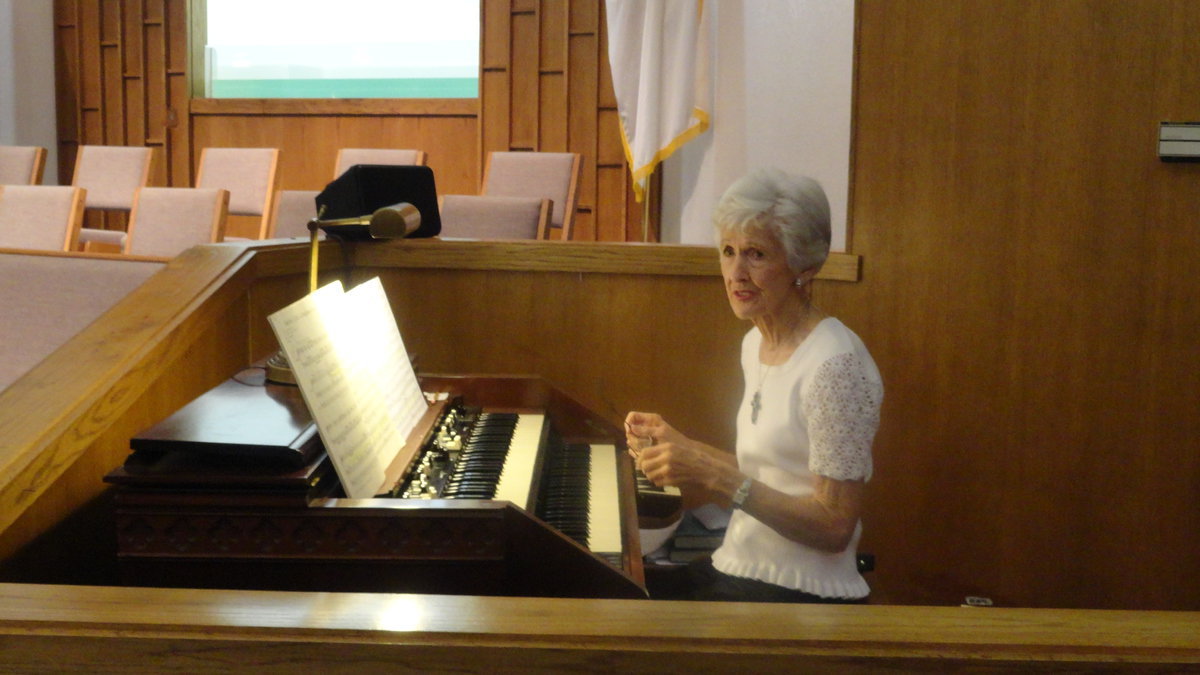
[1, 582, 1198, 672]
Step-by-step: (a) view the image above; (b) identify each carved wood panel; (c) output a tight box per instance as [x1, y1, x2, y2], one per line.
[480, 0, 653, 241]
[53, 0, 189, 188]
[114, 509, 507, 559]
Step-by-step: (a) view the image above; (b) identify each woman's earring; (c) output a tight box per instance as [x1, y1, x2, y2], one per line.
[794, 278, 805, 287]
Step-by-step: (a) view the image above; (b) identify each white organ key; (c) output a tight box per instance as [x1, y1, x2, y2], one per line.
[588, 443, 623, 554]
[491, 413, 544, 510]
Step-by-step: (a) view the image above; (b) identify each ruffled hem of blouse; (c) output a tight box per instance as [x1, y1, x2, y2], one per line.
[712, 554, 870, 600]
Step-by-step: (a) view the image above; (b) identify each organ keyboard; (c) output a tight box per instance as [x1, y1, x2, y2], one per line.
[393, 410, 623, 562]
[104, 372, 646, 599]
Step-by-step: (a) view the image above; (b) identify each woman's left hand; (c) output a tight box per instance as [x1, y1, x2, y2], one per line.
[638, 438, 728, 492]
[624, 411, 740, 498]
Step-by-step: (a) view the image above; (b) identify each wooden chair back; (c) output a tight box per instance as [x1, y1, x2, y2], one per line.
[71, 145, 153, 211]
[438, 195, 551, 240]
[0, 185, 87, 251]
[482, 151, 581, 240]
[123, 187, 229, 257]
[269, 189, 321, 239]
[195, 147, 279, 240]
[333, 148, 427, 179]
[70, 145, 154, 250]
[0, 146, 47, 185]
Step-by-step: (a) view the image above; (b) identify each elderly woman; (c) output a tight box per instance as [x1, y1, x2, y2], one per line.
[626, 168, 883, 603]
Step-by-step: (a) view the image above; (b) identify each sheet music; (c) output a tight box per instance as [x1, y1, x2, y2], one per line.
[340, 278, 427, 440]
[268, 278, 428, 498]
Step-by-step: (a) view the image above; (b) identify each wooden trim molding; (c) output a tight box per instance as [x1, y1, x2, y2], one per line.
[0, 583, 1197, 671]
[354, 239, 862, 282]
[189, 98, 479, 118]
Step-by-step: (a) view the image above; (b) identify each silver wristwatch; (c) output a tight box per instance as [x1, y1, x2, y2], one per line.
[731, 477, 753, 510]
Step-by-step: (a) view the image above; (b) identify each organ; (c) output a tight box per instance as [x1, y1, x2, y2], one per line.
[103, 369, 646, 599]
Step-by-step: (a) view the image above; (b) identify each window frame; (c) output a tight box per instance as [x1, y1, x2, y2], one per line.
[188, 0, 481, 108]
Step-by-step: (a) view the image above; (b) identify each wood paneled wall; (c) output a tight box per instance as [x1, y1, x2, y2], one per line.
[52, 0, 648, 242]
[824, 0, 1200, 609]
[187, 98, 481, 239]
[53, 0, 188, 187]
[480, 1, 645, 241]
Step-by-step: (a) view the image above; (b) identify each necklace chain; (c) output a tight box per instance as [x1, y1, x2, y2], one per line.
[751, 362, 771, 424]
[756, 361, 771, 387]
[751, 303, 816, 425]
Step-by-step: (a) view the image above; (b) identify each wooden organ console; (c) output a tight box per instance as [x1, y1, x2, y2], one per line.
[103, 369, 646, 599]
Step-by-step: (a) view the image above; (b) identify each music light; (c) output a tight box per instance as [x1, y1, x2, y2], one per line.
[265, 165, 440, 385]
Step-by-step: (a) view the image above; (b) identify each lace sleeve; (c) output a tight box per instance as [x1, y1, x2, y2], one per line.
[803, 352, 882, 481]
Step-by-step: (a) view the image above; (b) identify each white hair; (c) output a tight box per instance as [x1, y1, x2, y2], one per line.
[712, 168, 831, 274]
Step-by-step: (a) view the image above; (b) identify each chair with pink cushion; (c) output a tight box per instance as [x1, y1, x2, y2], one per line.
[0, 146, 47, 185]
[333, 148, 427, 179]
[481, 151, 581, 241]
[438, 194, 551, 240]
[71, 145, 154, 249]
[0, 185, 87, 251]
[123, 187, 229, 258]
[195, 147, 279, 240]
[268, 189, 321, 239]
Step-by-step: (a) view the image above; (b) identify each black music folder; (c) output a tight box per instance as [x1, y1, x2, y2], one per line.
[128, 367, 321, 469]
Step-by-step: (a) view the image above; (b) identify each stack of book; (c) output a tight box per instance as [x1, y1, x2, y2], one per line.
[668, 510, 727, 564]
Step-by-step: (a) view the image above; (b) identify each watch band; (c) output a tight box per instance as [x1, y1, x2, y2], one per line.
[731, 477, 753, 510]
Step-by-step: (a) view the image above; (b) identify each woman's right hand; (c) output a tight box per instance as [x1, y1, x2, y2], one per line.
[624, 411, 683, 458]
[624, 411, 711, 488]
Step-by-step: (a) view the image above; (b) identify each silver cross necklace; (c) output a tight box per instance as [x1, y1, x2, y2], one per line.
[751, 361, 771, 424]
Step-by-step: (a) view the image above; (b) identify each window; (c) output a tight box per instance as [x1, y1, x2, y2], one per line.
[202, 0, 479, 99]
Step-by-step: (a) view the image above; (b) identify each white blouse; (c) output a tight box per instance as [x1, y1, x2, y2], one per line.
[711, 317, 883, 599]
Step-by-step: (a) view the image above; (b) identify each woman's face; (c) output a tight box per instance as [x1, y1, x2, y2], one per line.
[718, 225, 797, 322]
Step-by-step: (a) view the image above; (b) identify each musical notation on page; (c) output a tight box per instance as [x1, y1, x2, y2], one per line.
[268, 278, 428, 498]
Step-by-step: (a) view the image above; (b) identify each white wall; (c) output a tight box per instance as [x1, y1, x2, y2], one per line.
[660, 0, 854, 248]
[0, 0, 59, 182]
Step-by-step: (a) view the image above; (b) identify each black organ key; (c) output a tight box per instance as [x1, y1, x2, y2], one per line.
[535, 440, 592, 547]
[441, 412, 520, 499]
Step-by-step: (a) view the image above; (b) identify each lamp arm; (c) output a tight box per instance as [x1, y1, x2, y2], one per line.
[308, 220, 320, 293]
[307, 204, 327, 294]
[304, 202, 420, 294]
